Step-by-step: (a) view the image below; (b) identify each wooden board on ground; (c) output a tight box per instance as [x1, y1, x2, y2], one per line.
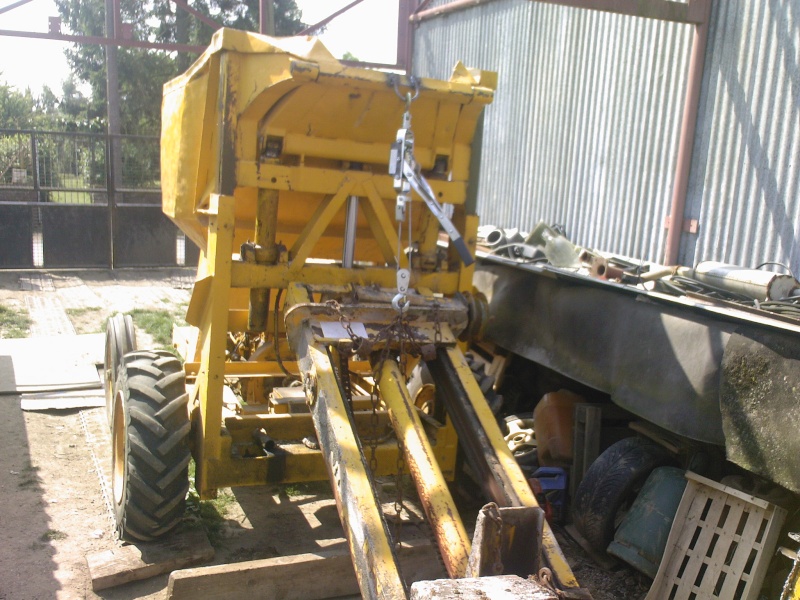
[0, 334, 103, 393]
[21, 390, 105, 411]
[87, 528, 214, 591]
[564, 524, 618, 571]
[167, 537, 445, 600]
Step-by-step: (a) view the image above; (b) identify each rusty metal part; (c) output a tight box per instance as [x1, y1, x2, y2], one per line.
[466, 502, 544, 578]
[427, 348, 532, 507]
[531, 0, 707, 24]
[664, 0, 713, 264]
[378, 358, 471, 578]
[459, 290, 490, 342]
[290, 320, 407, 600]
[426, 346, 586, 594]
[410, 0, 501, 23]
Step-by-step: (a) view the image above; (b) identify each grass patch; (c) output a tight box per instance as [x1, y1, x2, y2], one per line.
[65, 307, 93, 318]
[16, 463, 41, 489]
[0, 303, 32, 338]
[183, 459, 236, 547]
[279, 481, 333, 498]
[40, 529, 67, 541]
[129, 308, 187, 349]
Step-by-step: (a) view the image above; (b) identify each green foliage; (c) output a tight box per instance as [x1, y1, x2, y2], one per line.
[0, 303, 32, 338]
[53, 0, 307, 135]
[0, 83, 36, 129]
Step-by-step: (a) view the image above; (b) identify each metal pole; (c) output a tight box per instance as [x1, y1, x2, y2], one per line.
[397, 0, 414, 74]
[299, 0, 366, 35]
[259, 0, 275, 35]
[0, 0, 33, 15]
[105, 0, 122, 268]
[377, 359, 471, 578]
[663, 0, 712, 265]
[342, 196, 359, 269]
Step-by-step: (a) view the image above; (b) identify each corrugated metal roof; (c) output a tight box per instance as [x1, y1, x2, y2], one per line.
[414, 0, 692, 263]
[414, 0, 800, 275]
[682, 0, 800, 274]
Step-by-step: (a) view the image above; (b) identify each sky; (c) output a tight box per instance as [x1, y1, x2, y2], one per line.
[0, 0, 398, 95]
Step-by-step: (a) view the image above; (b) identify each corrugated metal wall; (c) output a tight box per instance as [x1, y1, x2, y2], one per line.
[413, 0, 800, 273]
[414, 0, 692, 262]
[682, 0, 800, 273]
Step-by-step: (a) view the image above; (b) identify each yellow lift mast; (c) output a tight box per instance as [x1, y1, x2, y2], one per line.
[106, 28, 590, 599]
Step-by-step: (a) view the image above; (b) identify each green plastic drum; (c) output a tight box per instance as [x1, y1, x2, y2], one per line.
[607, 466, 687, 578]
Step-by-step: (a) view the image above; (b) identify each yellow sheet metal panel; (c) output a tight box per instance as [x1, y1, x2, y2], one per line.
[161, 28, 495, 263]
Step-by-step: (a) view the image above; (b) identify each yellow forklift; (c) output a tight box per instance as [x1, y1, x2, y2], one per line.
[104, 29, 590, 599]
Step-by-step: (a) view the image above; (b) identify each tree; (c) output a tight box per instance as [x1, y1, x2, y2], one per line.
[54, 0, 307, 134]
[0, 81, 36, 129]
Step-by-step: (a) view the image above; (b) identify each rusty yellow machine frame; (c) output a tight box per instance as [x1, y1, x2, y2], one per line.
[135, 28, 587, 599]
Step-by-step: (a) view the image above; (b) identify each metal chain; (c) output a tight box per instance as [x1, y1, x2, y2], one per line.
[325, 299, 363, 353]
[338, 346, 353, 408]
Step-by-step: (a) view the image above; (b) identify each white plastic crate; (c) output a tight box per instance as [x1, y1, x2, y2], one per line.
[647, 472, 787, 600]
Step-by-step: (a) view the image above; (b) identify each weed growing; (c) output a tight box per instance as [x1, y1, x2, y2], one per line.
[128, 308, 187, 349]
[183, 459, 236, 547]
[40, 529, 67, 541]
[0, 303, 32, 338]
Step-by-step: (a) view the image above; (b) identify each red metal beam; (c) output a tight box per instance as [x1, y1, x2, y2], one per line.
[528, 0, 705, 24]
[664, 0, 713, 265]
[0, 0, 34, 16]
[411, 0, 708, 24]
[0, 28, 205, 52]
[298, 0, 366, 35]
[171, 0, 222, 31]
[410, 0, 499, 23]
[397, 0, 413, 73]
[413, 0, 434, 14]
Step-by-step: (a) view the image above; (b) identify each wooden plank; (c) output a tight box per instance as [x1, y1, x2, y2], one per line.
[87, 528, 214, 591]
[167, 537, 444, 600]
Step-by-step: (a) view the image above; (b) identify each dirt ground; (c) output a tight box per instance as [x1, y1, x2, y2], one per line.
[0, 268, 649, 600]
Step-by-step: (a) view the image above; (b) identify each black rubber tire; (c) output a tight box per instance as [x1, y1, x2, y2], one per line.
[104, 314, 137, 429]
[572, 436, 675, 553]
[112, 350, 190, 542]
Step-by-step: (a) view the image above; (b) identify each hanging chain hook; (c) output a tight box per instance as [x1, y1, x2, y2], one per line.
[392, 74, 420, 106]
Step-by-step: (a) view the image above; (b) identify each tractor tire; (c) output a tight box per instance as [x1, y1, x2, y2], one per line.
[104, 314, 137, 429]
[112, 350, 190, 542]
[572, 436, 675, 553]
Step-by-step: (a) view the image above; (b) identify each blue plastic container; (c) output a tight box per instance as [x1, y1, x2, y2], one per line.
[532, 466, 568, 522]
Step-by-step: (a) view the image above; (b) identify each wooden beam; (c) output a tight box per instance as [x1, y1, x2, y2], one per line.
[87, 529, 214, 592]
[167, 538, 444, 600]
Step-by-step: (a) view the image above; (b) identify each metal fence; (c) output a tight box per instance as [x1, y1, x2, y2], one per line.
[0, 129, 198, 269]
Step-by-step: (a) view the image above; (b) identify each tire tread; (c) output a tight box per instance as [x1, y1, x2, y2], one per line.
[114, 351, 190, 542]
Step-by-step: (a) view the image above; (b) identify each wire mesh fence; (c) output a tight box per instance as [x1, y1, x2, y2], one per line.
[0, 129, 160, 204]
[0, 129, 193, 269]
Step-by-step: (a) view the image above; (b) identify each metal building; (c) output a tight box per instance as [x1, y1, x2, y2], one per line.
[411, 0, 800, 274]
